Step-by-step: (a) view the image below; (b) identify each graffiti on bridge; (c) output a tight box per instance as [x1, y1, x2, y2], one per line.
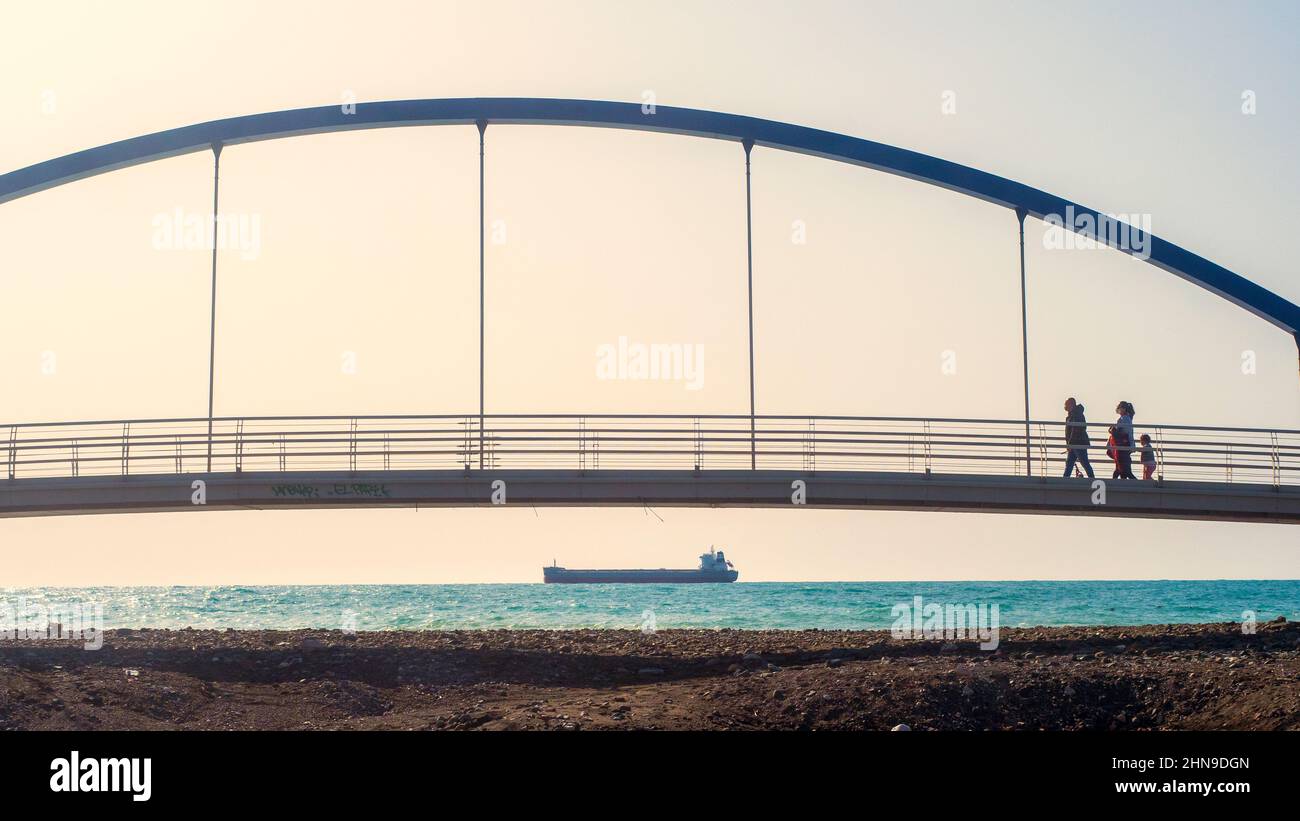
[270, 483, 392, 499]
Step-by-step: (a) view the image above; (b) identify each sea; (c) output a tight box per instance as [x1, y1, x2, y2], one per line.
[3, 580, 1297, 632]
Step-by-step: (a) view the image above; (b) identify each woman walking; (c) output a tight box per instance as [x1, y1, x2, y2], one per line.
[1109, 401, 1137, 480]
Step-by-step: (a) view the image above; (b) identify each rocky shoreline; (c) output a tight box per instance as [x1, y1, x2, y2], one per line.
[2, 620, 1297, 730]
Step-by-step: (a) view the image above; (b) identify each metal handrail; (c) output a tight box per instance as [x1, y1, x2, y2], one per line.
[3, 414, 1298, 485]
[6, 411, 1300, 435]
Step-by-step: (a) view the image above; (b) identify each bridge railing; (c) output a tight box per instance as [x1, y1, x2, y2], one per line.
[3, 414, 1299, 486]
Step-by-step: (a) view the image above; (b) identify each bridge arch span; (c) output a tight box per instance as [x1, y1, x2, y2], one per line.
[2, 97, 1298, 349]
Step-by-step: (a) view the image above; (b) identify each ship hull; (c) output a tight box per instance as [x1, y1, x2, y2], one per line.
[543, 568, 738, 584]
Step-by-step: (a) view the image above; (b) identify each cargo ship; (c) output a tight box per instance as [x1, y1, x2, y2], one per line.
[543, 548, 738, 584]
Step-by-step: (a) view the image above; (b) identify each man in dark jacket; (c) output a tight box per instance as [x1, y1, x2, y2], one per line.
[1062, 397, 1094, 478]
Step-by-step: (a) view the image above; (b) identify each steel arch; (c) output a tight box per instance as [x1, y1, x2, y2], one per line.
[2, 97, 1298, 348]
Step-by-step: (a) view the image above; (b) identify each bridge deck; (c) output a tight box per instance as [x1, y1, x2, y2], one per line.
[3, 468, 1298, 523]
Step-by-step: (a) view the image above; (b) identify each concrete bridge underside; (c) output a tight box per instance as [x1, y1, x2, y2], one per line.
[2, 470, 1297, 523]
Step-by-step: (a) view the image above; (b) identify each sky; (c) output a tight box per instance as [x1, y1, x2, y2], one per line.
[1, 0, 1298, 584]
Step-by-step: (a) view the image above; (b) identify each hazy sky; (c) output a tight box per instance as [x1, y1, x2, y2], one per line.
[2, 0, 1298, 584]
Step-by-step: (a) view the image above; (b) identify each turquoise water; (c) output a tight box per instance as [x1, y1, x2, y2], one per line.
[4, 581, 1297, 631]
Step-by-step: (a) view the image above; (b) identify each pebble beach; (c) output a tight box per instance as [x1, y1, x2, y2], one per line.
[2, 619, 1297, 730]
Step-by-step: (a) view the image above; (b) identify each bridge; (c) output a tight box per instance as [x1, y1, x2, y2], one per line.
[3, 414, 1298, 522]
[3, 99, 1299, 522]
